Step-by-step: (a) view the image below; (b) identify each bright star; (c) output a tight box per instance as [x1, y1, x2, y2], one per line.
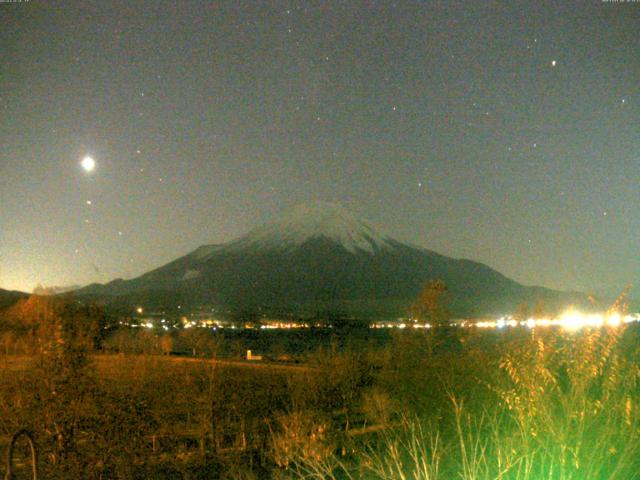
[81, 156, 96, 172]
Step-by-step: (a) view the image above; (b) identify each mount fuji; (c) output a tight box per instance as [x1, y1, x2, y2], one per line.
[76, 203, 585, 318]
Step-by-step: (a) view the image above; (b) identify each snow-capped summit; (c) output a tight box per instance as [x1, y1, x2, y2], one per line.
[231, 202, 394, 254]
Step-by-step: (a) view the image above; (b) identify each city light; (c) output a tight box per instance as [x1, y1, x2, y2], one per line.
[385, 310, 640, 331]
[478, 310, 640, 331]
[115, 310, 640, 332]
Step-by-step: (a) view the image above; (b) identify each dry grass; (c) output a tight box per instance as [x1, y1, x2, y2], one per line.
[1, 302, 640, 479]
[280, 326, 640, 480]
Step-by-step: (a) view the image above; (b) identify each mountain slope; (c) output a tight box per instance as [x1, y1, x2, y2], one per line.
[76, 203, 585, 317]
[0, 288, 29, 309]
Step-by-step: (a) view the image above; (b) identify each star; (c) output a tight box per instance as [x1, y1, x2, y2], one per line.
[81, 156, 96, 172]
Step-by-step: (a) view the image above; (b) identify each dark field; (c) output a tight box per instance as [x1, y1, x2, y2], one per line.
[1, 321, 640, 479]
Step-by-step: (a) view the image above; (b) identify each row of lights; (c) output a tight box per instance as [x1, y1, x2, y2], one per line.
[134, 307, 639, 332]
[477, 310, 639, 331]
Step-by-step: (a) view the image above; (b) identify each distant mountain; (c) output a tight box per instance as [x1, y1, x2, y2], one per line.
[0, 288, 28, 309]
[76, 203, 586, 318]
[33, 284, 83, 295]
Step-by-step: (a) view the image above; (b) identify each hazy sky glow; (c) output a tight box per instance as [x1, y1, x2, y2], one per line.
[1, 1, 639, 295]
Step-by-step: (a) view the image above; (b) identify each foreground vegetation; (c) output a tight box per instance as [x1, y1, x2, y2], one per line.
[1, 295, 639, 479]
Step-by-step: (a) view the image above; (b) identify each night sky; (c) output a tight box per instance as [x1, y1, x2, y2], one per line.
[1, 1, 639, 297]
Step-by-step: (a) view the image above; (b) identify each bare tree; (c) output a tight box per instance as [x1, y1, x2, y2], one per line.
[409, 279, 450, 327]
[608, 283, 633, 315]
[160, 333, 175, 355]
[532, 298, 546, 319]
[181, 328, 218, 357]
[514, 301, 530, 321]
